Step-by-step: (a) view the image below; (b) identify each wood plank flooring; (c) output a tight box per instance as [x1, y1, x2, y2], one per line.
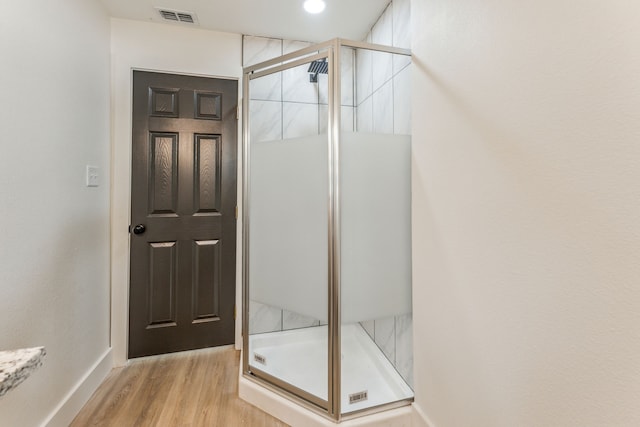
[70, 347, 289, 427]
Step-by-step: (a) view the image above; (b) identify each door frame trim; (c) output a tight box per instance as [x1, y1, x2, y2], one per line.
[110, 66, 243, 366]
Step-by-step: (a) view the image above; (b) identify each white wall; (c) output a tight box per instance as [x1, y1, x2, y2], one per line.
[110, 18, 243, 366]
[0, 1, 111, 425]
[411, 1, 640, 426]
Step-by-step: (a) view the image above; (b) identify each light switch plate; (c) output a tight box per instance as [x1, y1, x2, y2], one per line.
[86, 165, 99, 187]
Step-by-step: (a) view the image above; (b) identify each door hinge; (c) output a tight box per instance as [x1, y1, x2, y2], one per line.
[233, 304, 237, 320]
[236, 106, 240, 120]
[235, 205, 238, 220]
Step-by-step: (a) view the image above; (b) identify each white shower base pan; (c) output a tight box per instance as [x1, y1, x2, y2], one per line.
[246, 324, 413, 415]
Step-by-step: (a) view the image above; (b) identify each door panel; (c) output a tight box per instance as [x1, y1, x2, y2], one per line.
[194, 134, 221, 213]
[148, 241, 178, 327]
[149, 133, 179, 215]
[192, 239, 221, 322]
[129, 71, 237, 358]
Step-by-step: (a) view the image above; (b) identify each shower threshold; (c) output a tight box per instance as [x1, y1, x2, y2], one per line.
[248, 323, 413, 414]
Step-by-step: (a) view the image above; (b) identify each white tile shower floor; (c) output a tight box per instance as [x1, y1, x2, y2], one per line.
[248, 323, 413, 414]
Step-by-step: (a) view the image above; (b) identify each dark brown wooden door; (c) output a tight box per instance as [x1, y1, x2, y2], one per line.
[129, 71, 237, 358]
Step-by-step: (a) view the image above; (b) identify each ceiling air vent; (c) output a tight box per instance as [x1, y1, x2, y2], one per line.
[177, 13, 194, 23]
[156, 8, 199, 25]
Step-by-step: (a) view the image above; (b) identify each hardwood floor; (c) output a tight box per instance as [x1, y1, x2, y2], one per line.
[70, 347, 289, 427]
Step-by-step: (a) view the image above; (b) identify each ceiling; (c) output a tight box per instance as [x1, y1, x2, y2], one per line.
[99, 0, 391, 43]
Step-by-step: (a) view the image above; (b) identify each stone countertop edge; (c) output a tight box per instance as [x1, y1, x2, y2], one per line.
[0, 347, 46, 398]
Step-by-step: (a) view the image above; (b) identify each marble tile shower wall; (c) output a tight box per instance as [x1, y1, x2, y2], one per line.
[360, 313, 413, 389]
[356, 0, 413, 388]
[243, 35, 356, 144]
[356, 0, 411, 135]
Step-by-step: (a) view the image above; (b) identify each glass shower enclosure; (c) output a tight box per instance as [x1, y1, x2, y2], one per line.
[242, 38, 413, 421]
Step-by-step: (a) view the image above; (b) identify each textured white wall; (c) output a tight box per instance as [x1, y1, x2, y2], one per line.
[411, 1, 640, 426]
[110, 19, 243, 366]
[0, 0, 111, 425]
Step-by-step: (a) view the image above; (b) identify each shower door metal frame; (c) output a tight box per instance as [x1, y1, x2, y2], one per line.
[241, 38, 412, 423]
[242, 40, 336, 417]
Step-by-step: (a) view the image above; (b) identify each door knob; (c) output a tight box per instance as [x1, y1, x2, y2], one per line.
[132, 224, 146, 235]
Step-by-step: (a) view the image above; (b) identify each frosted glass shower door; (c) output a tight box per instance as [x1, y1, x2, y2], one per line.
[249, 136, 328, 321]
[246, 59, 330, 407]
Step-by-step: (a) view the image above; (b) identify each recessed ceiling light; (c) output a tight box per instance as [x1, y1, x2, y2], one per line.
[304, 0, 326, 14]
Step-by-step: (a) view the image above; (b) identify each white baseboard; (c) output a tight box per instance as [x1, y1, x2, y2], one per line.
[412, 402, 437, 427]
[42, 348, 113, 427]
